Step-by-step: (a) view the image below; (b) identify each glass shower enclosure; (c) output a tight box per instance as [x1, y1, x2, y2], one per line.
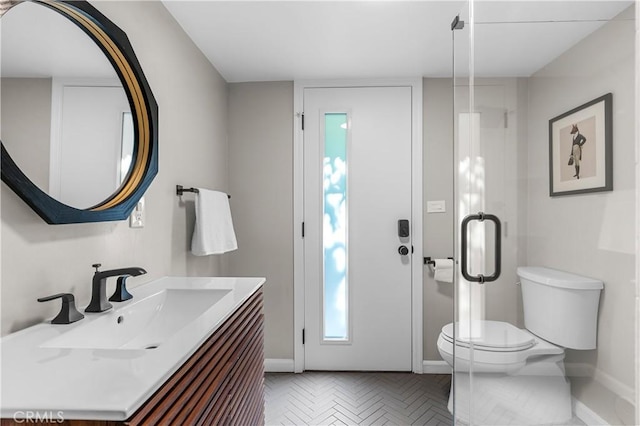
[450, 1, 637, 424]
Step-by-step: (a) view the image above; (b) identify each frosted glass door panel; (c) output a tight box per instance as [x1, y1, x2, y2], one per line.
[323, 113, 349, 341]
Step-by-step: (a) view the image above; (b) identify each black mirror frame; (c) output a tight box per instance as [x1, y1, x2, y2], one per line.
[0, 0, 158, 224]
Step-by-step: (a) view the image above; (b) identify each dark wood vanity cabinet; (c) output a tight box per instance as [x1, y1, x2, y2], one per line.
[126, 287, 265, 426]
[2, 287, 265, 426]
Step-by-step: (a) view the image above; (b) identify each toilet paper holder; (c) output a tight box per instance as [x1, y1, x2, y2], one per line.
[424, 256, 454, 266]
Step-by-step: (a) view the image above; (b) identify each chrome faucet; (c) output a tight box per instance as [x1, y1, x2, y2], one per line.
[85, 264, 147, 313]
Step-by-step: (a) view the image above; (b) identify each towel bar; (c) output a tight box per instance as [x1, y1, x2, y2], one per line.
[176, 185, 230, 198]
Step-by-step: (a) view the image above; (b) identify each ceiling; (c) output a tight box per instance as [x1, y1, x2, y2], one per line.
[1, 2, 117, 78]
[163, 1, 633, 83]
[1, 1, 632, 81]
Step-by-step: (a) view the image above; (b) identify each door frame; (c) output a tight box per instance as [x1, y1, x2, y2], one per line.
[635, 3, 640, 423]
[293, 79, 423, 373]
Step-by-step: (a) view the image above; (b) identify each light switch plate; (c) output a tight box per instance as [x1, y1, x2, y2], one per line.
[426, 200, 446, 213]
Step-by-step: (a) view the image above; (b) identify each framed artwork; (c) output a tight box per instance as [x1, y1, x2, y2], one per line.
[548, 93, 612, 196]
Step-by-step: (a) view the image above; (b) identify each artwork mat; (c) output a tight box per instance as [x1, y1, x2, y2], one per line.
[549, 93, 612, 196]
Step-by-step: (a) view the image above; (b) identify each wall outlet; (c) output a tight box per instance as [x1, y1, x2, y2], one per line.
[129, 198, 145, 228]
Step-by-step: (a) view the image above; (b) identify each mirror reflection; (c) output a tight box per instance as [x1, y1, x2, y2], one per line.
[1, 2, 134, 209]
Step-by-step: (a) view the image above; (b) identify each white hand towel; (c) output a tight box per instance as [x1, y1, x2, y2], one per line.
[191, 189, 237, 256]
[434, 258, 454, 283]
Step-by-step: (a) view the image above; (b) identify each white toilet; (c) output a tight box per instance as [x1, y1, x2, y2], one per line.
[437, 266, 603, 425]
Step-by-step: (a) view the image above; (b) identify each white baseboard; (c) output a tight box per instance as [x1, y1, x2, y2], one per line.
[422, 360, 451, 374]
[565, 362, 635, 405]
[573, 397, 609, 425]
[270, 359, 449, 374]
[264, 358, 295, 373]
[272, 359, 450, 374]
[593, 368, 635, 407]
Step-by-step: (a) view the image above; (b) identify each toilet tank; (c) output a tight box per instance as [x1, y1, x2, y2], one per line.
[517, 266, 603, 350]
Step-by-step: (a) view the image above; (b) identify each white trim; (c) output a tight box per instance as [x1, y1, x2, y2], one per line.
[422, 360, 451, 374]
[573, 397, 610, 426]
[264, 358, 295, 373]
[635, 4, 640, 426]
[411, 79, 424, 373]
[565, 362, 636, 406]
[293, 78, 423, 373]
[293, 82, 305, 373]
[594, 368, 636, 407]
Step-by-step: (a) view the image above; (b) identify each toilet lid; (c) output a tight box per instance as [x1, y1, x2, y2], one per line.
[441, 321, 535, 351]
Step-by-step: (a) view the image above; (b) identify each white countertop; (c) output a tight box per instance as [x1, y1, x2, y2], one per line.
[0, 276, 265, 421]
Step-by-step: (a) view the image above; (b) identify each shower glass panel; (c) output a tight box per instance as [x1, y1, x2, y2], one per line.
[451, 2, 476, 423]
[452, 1, 637, 425]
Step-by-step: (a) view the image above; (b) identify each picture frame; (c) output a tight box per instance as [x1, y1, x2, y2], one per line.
[548, 93, 612, 197]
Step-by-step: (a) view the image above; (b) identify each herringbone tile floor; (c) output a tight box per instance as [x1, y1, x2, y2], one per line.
[264, 372, 453, 426]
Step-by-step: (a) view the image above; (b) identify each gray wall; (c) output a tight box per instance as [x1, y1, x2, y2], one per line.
[227, 82, 294, 359]
[526, 8, 636, 424]
[422, 78, 454, 360]
[1, 78, 52, 190]
[1, 1, 230, 335]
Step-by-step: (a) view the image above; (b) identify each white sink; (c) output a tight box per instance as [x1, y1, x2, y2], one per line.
[41, 288, 231, 350]
[2, 276, 266, 421]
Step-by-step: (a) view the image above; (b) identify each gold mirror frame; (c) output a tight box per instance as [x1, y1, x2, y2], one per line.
[1, 0, 158, 224]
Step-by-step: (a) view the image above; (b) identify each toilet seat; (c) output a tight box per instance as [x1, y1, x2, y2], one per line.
[437, 321, 564, 373]
[440, 321, 536, 352]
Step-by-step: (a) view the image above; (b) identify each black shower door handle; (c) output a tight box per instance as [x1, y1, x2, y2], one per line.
[460, 212, 501, 283]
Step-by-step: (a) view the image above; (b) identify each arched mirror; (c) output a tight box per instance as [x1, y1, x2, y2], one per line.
[0, 0, 158, 224]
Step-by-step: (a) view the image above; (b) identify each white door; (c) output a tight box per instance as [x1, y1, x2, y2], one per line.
[51, 84, 130, 209]
[303, 86, 413, 371]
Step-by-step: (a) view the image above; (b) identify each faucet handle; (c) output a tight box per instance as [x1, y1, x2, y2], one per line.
[37, 293, 84, 325]
[92, 263, 102, 273]
[109, 276, 134, 302]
